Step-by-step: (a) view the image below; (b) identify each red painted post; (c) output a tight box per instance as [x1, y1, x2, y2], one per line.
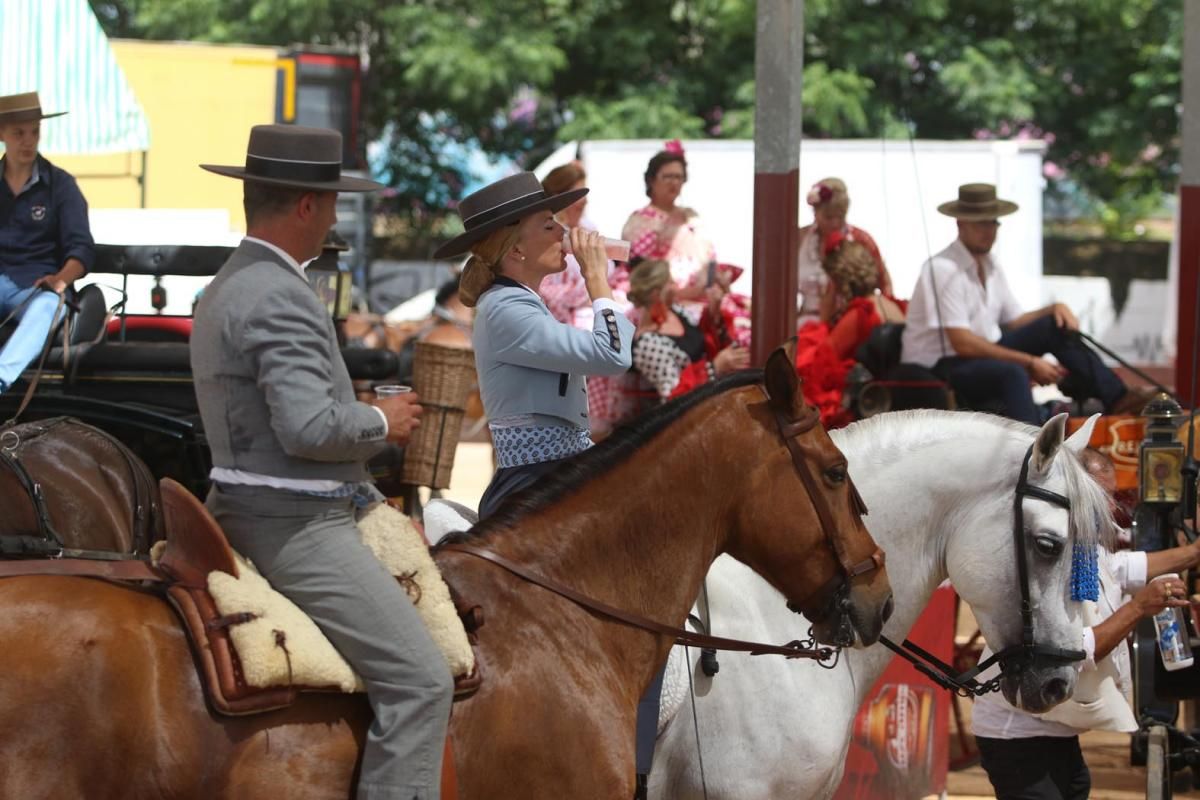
[1178, 0, 1200, 405]
[750, 0, 803, 367]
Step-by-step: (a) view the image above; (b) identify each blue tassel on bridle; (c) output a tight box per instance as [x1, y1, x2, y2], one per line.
[1069, 541, 1100, 602]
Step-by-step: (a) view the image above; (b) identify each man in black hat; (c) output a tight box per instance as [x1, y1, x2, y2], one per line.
[0, 91, 93, 394]
[193, 124, 453, 799]
[901, 183, 1153, 423]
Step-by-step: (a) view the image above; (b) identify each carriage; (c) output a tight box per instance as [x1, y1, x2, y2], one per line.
[0, 242, 403, 499]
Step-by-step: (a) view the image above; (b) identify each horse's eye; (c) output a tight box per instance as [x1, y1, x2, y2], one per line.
[825, 466, 848, 484]
[1033, 535, 1064, 558]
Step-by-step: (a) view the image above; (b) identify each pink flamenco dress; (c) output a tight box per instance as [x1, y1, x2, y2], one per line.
[621, 205, 752, 349]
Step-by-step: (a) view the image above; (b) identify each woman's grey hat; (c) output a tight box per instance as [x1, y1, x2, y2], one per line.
[200, 124, 383, 192]
[433, 172, 588, 259]
[937, 183, 1019, 221]
[0, 92, 66, 125]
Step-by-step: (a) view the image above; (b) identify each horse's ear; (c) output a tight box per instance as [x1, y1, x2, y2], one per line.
[1032, 412, 1069, 474]
[1064, 413, 1100, 455]
[764, 339, 803, 416]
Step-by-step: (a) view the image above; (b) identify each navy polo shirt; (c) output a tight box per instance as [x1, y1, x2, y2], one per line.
[0, 154, 94, 288]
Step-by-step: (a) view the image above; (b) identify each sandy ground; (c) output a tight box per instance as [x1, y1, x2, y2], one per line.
[436, 441, 1200, 799]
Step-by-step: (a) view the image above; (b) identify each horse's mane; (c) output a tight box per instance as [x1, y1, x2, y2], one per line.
[442, 369, 765, 544]
[833, 410, 1111, 548]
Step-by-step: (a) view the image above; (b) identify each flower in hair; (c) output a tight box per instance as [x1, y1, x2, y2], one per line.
[664, 139, 685, 156]
[821, 229, 854, 258]
[806, 182, 834, 207]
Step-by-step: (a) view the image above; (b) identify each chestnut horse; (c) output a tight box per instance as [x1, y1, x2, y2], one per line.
[0, 349, 892, 799]
[0, 416, 160, 554]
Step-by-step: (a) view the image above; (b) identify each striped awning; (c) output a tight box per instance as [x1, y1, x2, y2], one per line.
[0, 0, 150, 155]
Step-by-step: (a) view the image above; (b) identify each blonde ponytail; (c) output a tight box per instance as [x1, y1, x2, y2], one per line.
[459, 255, 496, 308]
[457, 224, 522, 308]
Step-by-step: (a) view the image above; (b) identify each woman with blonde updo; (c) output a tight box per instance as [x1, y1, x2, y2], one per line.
[819, 233, 906, 360]
[797, 177, 894, 326]
[628, 259, 749, 403]
[433, 172, 635, 519]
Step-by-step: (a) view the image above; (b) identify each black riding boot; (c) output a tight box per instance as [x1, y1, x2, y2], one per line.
[634, 773, 648, 800]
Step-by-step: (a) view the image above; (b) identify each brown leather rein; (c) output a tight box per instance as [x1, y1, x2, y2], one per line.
[440, 543, 837, 661]
[440, 392, 885, 663]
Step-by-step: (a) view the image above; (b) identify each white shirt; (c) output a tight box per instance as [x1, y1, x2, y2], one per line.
[900, 239, 1023, 368]
[795, 228, 829, 326]
[971, 548, 1148, 739]
[209, 236, 388, 492]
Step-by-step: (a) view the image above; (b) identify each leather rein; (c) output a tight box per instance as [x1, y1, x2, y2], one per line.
[879, 444, 1085, 697]
[0, 418, 158, 561]
[441, 390, 885, 663]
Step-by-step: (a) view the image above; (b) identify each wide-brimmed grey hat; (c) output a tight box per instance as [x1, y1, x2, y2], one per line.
[937, 183, 1019, 221]
[433, 172, 588, 259]
[0, 91, 66, 125]
[200, 124, 383, 192]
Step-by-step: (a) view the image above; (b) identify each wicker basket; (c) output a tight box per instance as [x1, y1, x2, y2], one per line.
[401, 341, 477, 489]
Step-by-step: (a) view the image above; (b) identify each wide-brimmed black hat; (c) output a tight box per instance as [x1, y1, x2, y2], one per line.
[433, 172, 588, 259]
[0, 92, 67, 125]
[200, 124, 383, 192]
[937, 183, 1019, 221]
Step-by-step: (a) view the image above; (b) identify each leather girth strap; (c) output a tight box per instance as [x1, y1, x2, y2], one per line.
[0, 557, 161, 580]
[440, 542, 836, 661]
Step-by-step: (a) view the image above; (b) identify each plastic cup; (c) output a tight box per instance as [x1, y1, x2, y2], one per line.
[374, 384, 413, 398]
[562, 231, 631, 262]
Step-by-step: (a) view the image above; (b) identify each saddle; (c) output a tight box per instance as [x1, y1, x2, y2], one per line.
[156, 479, 483, 717]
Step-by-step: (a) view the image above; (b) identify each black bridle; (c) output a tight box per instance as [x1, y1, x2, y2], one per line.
[880, 443, 1086, 697]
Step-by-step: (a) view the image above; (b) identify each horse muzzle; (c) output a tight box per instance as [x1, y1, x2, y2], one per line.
[795, 580, 893, 649]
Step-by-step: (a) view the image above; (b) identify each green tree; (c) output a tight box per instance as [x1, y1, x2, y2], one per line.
[90, 0, 1182, 246]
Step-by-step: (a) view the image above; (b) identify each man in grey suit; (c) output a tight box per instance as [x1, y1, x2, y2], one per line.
[193, 124, 453, 800]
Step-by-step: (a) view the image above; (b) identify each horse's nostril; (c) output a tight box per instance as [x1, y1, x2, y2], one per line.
[1042, 677, 1070, 706]
[880, 594, 895, 625]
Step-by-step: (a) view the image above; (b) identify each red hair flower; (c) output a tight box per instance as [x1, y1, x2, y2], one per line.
[806, 182, 834, 207]
[663, 139, 685, 156]
[821, 229, 854, 258]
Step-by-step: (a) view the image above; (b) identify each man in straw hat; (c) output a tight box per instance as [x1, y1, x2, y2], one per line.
[901, 183, 1154, 423]
[193, 124, 453, 799]
[0, 91, 93, 394]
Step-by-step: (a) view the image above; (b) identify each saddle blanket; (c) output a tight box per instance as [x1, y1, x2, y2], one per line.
[196, 502, 473, 692]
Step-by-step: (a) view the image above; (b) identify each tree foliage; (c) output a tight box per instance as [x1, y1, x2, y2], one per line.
[90, 0, 1181, 241]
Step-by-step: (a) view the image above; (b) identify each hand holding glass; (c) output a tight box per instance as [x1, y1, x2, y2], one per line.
[562, 231, 631, 263]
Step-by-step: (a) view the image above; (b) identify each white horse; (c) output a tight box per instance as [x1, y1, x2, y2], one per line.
[649, 410, 1112, 800]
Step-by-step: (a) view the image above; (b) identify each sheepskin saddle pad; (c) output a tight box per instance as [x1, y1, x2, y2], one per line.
[155, 478, 481, 716]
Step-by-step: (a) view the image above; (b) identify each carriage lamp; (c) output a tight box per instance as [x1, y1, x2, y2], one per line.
[306, 232, 354, 322]
[1140, 392, 1187, 506]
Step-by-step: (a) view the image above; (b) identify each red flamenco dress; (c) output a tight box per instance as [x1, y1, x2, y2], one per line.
[795, 296, 907, 428]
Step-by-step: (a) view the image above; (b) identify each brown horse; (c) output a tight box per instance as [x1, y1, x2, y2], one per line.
[0, 416, 161, 554]
[0, 349, 892, 799]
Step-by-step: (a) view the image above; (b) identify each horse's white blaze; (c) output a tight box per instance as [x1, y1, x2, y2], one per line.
[651, 410, 1111, 800]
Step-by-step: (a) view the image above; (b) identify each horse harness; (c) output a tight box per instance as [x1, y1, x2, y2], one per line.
[880, 443, 1087, 697]
[769, 397, 885, 605]
[0, 417, 159, 560]
[441, 394, 885, 663]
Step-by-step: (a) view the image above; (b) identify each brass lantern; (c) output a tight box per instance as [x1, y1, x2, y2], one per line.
[306, 230, 354, 322]
[1140, 392, 1187, 505]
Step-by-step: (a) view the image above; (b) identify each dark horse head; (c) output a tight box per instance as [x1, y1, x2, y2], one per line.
[0, 417, 162, 555]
